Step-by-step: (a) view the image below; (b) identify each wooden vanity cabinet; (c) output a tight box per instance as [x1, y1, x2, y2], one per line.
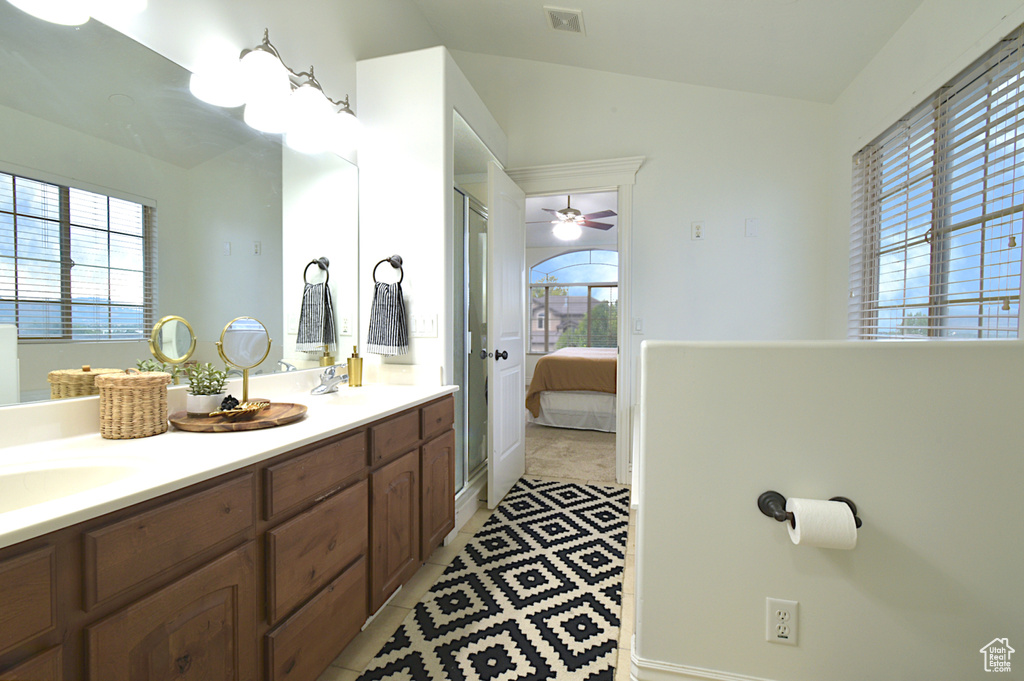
[0, 394, 455, 681]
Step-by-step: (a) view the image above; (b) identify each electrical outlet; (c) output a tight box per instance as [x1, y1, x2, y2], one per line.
[766, 598, 798, 645]
[691, 221, 705, 241]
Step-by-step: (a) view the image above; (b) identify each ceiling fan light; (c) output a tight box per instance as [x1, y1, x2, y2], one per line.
[553, 221, 582, 241]
[6, 0, 90, 25]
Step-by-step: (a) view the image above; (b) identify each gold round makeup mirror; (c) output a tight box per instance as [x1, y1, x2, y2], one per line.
[216, 316, 272, 402]
[149, 316, 197, 383]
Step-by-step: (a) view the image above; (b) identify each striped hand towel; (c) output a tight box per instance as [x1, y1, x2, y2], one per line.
[367, 281, 409, 356]
[295, 282, 337, 354]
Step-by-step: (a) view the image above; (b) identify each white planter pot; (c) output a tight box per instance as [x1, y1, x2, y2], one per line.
[186, 392, 226, 416]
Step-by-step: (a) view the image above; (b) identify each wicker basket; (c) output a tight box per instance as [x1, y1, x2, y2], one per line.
[95, 370, 172, 439]
[48, 365, 122, 400]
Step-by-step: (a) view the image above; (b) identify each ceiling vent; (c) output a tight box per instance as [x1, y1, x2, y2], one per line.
[544, 7, 585, 36]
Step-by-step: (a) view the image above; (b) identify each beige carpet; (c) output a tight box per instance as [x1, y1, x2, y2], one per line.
[524, 422, 618, 483]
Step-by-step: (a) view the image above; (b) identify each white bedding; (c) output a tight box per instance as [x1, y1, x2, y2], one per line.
[528, 390, 616, 432]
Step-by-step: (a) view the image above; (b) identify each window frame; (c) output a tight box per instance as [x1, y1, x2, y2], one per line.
[528, 249, 619, 354]
[849, 27, 1024, 340]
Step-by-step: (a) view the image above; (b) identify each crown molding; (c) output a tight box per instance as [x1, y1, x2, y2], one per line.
[506, 157, 644, 194]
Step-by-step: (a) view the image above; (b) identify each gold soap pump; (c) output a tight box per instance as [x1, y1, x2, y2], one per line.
[347, 345, 363, 387]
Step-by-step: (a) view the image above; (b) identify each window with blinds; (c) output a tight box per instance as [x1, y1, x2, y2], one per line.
[0, 172, 156, 340]
[849, 25, 1024, 339]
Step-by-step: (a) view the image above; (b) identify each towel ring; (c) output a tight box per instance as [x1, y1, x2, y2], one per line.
[304, 257, 330, 285]
[373, 254, 404, 284]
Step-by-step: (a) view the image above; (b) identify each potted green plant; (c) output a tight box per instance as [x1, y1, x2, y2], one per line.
[184, 362, 229, 415]
[136, 358, 183, 384]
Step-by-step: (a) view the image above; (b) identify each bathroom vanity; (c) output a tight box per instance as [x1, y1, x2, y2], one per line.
[0, 387, 456, 681]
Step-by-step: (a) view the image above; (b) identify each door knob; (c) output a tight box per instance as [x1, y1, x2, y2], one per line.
[480, 350, 493, 359]
[495, 350, 508, 361]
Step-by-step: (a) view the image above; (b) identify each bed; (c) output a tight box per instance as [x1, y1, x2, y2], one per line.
[525, 347, 617, 432]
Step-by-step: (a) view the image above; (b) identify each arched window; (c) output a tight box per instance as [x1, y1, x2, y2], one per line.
[529, 250, 618, 353]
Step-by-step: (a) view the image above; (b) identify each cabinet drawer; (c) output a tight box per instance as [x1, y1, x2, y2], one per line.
[266, 556, 366, 681]
[0, 547, 55, 656]
[370, 411, 420, 465]
[266, 480, 368, 624]
[421, 397, 454, 441]
[87, 542, 257, 681]
[84, 474, 253, 609]
[0, 646, 62, 681]
[265, 431, 367, 519]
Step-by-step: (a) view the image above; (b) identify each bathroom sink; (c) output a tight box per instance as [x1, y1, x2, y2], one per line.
[0, 462, 143, 515]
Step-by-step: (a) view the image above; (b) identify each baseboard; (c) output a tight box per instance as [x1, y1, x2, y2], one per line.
[453, 468, 487, 535]
[631, 649, 780, 681]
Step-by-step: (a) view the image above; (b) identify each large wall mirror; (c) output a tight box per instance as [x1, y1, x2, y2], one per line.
[0, 4, 359, 406]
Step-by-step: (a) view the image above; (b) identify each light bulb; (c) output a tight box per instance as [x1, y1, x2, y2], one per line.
[189, 41, 245, 108]
[238, 48, 289, 104]
[244, 97, 289, 134]
[284, 83, 332, 154]
[552, 221, 582, 241]
[327, 108, 361, 157]
[6, 0, 90, 25]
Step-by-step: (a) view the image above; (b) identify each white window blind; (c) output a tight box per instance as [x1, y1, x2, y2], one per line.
[0, 172, 157, 340]
[849, 25, 1024, 339]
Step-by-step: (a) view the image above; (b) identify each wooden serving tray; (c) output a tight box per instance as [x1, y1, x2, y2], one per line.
[170, 403, 307, 432]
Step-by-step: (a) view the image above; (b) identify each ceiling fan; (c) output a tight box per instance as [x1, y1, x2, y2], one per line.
[529, 195, 617, 230]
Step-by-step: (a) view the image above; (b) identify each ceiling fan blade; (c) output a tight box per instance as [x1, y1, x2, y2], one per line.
[582, 220, 614, 230]
[526, 220, 555, 224]
[541, 208, 561, 214]
[581, 209, 617, 220]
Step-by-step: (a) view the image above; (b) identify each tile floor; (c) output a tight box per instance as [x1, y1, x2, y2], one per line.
[316, 486, 637, 681]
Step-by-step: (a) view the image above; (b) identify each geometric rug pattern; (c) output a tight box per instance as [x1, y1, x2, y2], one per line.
[357, 478, 630, 681]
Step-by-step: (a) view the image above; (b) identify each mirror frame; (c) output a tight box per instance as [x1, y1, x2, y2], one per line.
[149, 315, 197, 365]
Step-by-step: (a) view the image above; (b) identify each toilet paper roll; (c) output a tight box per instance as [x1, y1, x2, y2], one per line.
[785, 498, 858, 550]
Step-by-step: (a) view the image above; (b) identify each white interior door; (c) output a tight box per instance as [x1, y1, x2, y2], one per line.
[486, 161, 526, 508]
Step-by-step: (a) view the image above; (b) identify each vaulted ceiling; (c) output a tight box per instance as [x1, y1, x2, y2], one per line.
[408, 0, 926, 103]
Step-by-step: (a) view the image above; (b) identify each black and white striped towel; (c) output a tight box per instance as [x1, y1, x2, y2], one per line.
[367, 281, 409, 356]
[295, 282, 337, 354]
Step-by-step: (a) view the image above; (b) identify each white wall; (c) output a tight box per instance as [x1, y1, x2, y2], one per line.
[824, 0, 1024, 336]
[281, 148, 360, 368]
[356, 46, 507, 383]
[637, 340, 1024, 680]
[452, 52, 835, 405]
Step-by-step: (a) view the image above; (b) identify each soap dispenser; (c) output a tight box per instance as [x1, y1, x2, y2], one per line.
[347, 346, 363, 387]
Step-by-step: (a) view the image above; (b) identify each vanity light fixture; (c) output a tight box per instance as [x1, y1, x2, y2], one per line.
[190, 29, 358, 155]
[5, 0, 146, 26]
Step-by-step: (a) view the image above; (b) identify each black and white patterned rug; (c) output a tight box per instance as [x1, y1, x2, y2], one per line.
[358, 478, 630, 681]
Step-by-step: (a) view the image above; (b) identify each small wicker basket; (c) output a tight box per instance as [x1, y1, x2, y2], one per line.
[95, 370, 172, 439]
[48, 365, 122, 400]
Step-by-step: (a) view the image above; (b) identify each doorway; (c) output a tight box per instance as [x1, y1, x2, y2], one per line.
[523, 191, 619, 481]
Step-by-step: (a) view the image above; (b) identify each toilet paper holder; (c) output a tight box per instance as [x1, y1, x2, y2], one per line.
[757, 491, 862, 529]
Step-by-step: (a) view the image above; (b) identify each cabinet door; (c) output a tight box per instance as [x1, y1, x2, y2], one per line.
[370, 450, 420, 612]
[0, 546, 55, 656]
[421, 429, 455, 559]
[0, 646, 62, 681]
[87, 542, 257, 681]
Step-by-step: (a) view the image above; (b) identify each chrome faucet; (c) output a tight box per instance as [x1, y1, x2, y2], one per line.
[311, 365, 348, 394]
[277, 360, 297, 372]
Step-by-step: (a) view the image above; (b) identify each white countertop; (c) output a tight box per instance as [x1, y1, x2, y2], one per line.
[0, 381, 456, 550]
